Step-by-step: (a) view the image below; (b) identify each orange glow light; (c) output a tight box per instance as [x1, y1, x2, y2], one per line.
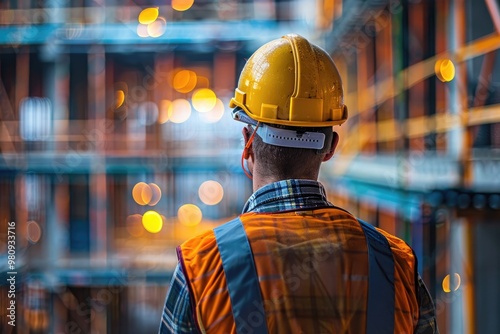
[148, 183, 162, 206]
[442, 273, 461, 293]
[172, 0, 195, 12]
[435, 59, 456, 82]
[173, 70, 197, 93]
[133, 182, 151, 205]
[196, 75, 210, 88]
[115, 90, 125, 108]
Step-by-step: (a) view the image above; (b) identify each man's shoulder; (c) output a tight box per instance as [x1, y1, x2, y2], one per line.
[178, 228, 217, 256]
[179, 217, 240, 251]
[373, 228, 417, 273]
[374, 227, 414, 253]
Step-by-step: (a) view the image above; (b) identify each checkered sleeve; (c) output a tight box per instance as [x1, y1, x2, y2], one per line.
[415, 275, 440, 334]
[159, 264, 199, 334]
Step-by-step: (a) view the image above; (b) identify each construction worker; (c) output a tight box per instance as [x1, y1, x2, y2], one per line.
[159, 34, 438, 334]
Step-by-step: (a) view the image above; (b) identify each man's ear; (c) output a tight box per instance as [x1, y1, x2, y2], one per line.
[242, 127, 253, 160]
[322, 131, 339, 162]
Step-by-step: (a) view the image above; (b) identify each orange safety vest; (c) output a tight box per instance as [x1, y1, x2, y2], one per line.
[178, 207, 419, 334]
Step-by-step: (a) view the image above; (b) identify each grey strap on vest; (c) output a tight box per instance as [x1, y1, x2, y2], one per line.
[214, 218, 269, 334]
[358, 219, 396, 333]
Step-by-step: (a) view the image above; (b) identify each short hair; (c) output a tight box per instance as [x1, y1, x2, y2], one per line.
[250, 124, 333, 180]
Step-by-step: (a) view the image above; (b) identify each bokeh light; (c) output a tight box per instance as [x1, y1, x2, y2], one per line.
[24, 308, 49, 331]
[435, 59, 456, 82]
[142, 210, 163, 233]
[199, 98, 225, 123]
[147, 17, 167, 38]
[115, 90, 125, 108]
[196, 76, 210, 88]
[198, 180, 224, 205]
[161, 215, 167, 225]
[137, 101, 159, 126]
[61, 290, 79, 310]
[136, 24, 149, 38]
[126, 214, 144, 237]
[148, 183, 162, 206]
[138, 7, 159, 24]
[178, 204, 203, 226]
[168, 99, 192, 123]
[172, 0, 195, 11]
[27, 220, 42, 244]
[141, 185, 153, 205]
[132, 182, 150, 205]
[158, 100, 172, 124]
[173, 70, 197, 93]
[192, 88, 217, 112]
[442, 273, 461, 293]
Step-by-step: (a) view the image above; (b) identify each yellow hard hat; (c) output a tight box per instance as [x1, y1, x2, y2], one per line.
[230, 34, 348, 128]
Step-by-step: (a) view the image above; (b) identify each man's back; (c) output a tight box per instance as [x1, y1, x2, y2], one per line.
[179, 207, 419, 333]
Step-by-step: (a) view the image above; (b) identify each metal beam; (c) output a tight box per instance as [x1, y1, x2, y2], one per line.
[485, 0, 500, 34]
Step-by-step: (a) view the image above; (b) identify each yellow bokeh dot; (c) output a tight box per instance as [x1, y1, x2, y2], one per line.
[435, 59, 456, 82]
[147, 17, 166, 38]
[172, 0, 195, 11]
[192, 88, 217, 113]
[442, 273, 461, 293]
[198, 180, 224, 205]
[168, 99, 192, 123]
[138, 7, 159, 24]
[178, 204, 202, 227]
[142, 210, 163, 233]
[173, 70, 197, 93]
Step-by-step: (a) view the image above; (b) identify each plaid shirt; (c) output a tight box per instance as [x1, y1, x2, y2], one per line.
[159, 179, 439, 334]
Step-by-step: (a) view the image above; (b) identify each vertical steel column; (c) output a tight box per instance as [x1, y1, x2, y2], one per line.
[447, 2, 476, 333]
[449, 216, 466, 334]
[447, 0, 469, 180]
[87, 47, 108, 264]
[426, 0, 438, 302]
[45, 4, 67, 332]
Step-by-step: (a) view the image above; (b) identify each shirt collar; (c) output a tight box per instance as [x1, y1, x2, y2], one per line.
[242, 179, 333, 214]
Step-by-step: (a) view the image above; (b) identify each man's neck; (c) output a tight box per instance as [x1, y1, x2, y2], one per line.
[252, 173, 319, 192]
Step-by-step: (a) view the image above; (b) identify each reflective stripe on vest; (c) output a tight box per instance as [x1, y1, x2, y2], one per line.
[214, 218, 269, 334]
[215, 217, 395, 334]
[358, 219, 395, 334]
